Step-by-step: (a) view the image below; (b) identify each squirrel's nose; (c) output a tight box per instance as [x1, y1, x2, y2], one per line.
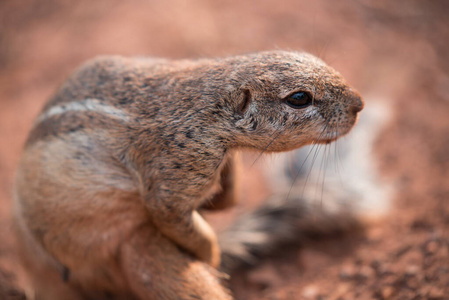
[349, 92, 364, 115]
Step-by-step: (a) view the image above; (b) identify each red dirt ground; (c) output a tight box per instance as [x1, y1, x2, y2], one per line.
[1, 1, 448, 299]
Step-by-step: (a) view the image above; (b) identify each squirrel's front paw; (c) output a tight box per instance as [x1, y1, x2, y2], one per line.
[196, 238, 221, 268]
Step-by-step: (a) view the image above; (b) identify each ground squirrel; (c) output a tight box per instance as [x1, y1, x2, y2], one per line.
[13, 51, 363, 300]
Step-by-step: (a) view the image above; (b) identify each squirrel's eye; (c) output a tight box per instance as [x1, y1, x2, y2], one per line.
[285, 92, 312, 109]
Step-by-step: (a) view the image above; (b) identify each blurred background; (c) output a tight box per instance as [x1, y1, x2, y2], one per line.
[0, 0, 448, 299]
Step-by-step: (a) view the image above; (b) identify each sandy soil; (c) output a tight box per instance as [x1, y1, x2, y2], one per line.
[0, 1, 448, 299]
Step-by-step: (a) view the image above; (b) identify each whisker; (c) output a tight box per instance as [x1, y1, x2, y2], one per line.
[285, 140, 319, 202]
[321, 142, 332, 208]
[301, 140, 322, 201]
[334, 118, 339, 174]
[315, 143, 326, 206]
[300, 120, 330, 200]
[315, 126, 329, 199]
[318, 39, 331, 62]
[317, 121, 333, 208]
[251, 129, 282, 167]
[335, 117, 344, 178]
[285, 115, 334, 204]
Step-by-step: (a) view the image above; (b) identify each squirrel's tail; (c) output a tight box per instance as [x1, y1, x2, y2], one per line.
[218, 192, 357, 273]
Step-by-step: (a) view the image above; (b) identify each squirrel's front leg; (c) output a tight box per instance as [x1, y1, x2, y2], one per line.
[144, 186, 221, 268]
[130, 135, 226, 268]
[201, 152, 240, 211]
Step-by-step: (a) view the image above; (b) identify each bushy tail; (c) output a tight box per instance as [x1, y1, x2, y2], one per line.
[218, 192, 358, 273]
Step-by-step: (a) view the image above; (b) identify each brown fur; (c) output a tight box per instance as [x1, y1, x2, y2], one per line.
[13, 51, 363, 299]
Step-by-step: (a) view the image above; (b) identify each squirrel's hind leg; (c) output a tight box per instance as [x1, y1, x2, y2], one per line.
[120, 224, 232, 300]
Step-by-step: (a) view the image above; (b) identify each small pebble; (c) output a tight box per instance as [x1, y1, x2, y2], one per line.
[379, 286, 394, 300]
[339, 264, 356, 280]
[427, 287, 445, 300]
[425, 241, 439, 255]
[302, 285, 319, 299]
[405, 264, 420, 276]
[358, 265, 374, 280]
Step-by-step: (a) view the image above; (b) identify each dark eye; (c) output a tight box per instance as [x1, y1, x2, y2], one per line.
[285, 92, 312, 109]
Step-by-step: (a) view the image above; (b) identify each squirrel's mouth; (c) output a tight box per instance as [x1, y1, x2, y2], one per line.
[323, 137, 337, 144]
[318, 136, 338, 144]
[317, 129, 345, 144]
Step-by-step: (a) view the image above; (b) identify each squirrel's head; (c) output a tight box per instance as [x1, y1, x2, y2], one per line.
[226, 51, 364, 151]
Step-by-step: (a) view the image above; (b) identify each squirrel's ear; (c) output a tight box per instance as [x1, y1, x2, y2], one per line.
[235, 89, 252, 118]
